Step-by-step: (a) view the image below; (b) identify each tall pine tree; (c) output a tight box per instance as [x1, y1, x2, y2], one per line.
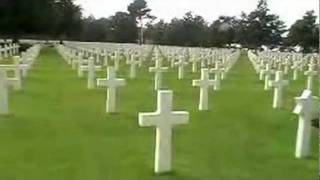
[287, 11, 319, 53]
[238, 0, 286, 48]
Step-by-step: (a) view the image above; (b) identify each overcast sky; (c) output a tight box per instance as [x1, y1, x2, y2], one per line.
[75, 0, 318, 26]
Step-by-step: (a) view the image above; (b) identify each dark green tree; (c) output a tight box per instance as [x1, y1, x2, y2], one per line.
[209, 16, 237, 47]
[54, 0, 83, 40]
[144, 20, 169, 44]
[109, 12, 138, 43]
[0, 0, 57, 41]
[182, 12, 209, 46]
[0, 0, 82, 41]
[127, 0, 155, 44]
[81, 16, 111, 42]
[287, 10, 319, 53]
[238, 0, 286, 48]
[165, 18, 185, 46]
[164, 12, 209, 46]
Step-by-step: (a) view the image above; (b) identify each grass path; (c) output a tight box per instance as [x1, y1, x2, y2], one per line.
[0, 48, 317, 180]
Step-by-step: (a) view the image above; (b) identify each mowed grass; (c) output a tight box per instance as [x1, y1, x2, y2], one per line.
[0, 48, 317, 180]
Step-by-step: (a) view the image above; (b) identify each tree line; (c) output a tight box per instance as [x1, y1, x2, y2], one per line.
[0, 0, 318, 52]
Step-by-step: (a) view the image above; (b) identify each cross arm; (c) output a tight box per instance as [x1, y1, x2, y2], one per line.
[139, 112, 160, 127]
[114, 79, 126, 87]
[171, 112, 189, 125]
[97, 78, 108, 87]
[192, 80, 201, 87]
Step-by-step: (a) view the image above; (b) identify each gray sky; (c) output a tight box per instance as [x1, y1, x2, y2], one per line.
[75, 0, 319, 26]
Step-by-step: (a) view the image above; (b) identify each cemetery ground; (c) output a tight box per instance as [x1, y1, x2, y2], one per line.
[0, 48, 317, 180]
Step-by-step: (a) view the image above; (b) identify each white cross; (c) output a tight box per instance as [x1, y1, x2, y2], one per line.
[193, 69, 216, 110]
[103, 52, 110, 66]
[153, 48, 162, 63]
[304, 63, 317, 90]
[293, 90, 319, 158]
[258, 61, 266, 80]
[77, 57, 87, 77]
[210, 62, 224, 91]
[128, 54, 140, 79]
[0, 56, 22, 90]
[15, 55, 30, 78]
[174, 56, 188, 80]
[0, 69, 8, 114]
[87, 57, 101, 89]
[269, 71, 289, 108]
[200, 55, 207, 68]
[283, 59, 290, 75]
[169, 54, 176, 68]
[78, 57, 101, 82]
[72, 52, 81, 69]
[3, 45, 8, 58]
[291, 61, 299, 81]
[137, 52, 143, 67]
[149, 59, 168, 90]
[190, 55, 199, 73]
[0, 47, 3, 60]
[260, 63, 275, 90]
[138, 90, 189, 174]
[20, 63, 30, 78]
[276, 62, 282, 71]
[112, 51, 121, 71]
[64, 49, 73, 65]
[11, 44, 15, 56]
[216, 61, 226, 80]
[14, 44, 20, 55]
[12, 44, 17, 56]
[97, 67, 126, 113]
[8, 44, 13, 56]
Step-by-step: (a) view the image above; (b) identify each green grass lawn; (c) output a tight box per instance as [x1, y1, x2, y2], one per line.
[0, 48, 317, 180]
